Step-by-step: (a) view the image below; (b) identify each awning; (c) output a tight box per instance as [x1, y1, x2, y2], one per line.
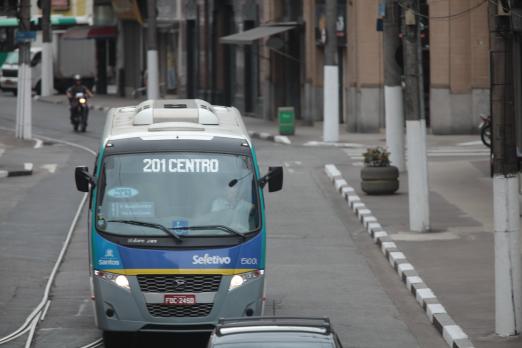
[62, 26, 117, 40]
[0, 16, 90, 28]
[220, 23, 296, 45]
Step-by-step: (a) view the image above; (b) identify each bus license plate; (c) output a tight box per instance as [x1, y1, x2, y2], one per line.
[164, 294, 196, 306]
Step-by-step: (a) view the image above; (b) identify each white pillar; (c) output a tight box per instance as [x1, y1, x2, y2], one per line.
[406, 119, 429, 231]
[323, 65, 339, 142]
[494, 175, 522, 336]
[385, 85, 405, 172]
[147, 50, 160, 100]
[16, 62, 32, 139]
[41, 42, 54, 96]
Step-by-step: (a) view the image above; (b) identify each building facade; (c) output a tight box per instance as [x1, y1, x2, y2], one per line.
[429, 0, 490, 134]
[104, 0, 490, 134]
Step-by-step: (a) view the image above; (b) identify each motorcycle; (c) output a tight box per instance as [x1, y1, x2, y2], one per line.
[479, 114, 491, 148]
[71, 92, 89, 132]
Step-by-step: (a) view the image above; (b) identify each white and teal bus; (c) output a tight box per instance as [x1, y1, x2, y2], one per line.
[74, 99, 282, 347]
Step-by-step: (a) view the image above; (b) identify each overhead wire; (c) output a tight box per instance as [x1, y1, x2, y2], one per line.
[397, 0, 488, 21]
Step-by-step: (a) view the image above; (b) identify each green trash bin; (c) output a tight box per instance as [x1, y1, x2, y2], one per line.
[278, 107, 295, 135]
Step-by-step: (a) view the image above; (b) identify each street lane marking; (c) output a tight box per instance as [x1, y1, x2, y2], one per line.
[33, 138, 43, 149]
[75, 300, 89, 317]
[457, 140, 483, 146]
[274, 135, 291, 144]
[41, 164, 57, 174]
[304, 141, 365, 148]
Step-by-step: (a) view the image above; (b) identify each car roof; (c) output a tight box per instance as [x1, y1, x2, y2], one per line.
[211, 331, 334, 345]
[215, 317, 333, 336]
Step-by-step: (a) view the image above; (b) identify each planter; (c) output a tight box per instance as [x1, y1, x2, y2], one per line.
[360, 166, 399, 195]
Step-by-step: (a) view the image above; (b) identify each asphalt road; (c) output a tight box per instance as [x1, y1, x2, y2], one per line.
[0, 94, 447, 348]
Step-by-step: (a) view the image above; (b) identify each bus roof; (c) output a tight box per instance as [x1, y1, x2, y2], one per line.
[101, 99, 252, 147]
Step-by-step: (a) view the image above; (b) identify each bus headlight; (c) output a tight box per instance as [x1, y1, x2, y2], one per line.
[229, 270, 264, 291]
[94, 270, 130, 291]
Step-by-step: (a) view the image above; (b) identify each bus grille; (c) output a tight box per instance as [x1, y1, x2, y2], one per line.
[137, 274, 222, 293]
[146, 303, 214, 317]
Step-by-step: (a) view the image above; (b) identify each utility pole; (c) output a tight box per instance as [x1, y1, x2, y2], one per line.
[16, 0, 32, 139]
[383, 0, 405, 171]
[147, 0, 160, 100]
[489, 1, 522, 336]
[402, 0, 429, 231]
[41, 0, 53, 96]
[323, 0, 339, 142]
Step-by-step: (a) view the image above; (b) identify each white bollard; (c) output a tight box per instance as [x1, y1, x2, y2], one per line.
[385, 85, 405, 171]
[406, 119, 429, 231]
[147, 50, 160, 100]
[323, 65, 339, 142]
[41, 42, 54, 96]
[494, 175, 522, 336]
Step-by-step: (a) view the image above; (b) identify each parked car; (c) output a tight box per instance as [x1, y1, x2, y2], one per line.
[0, 47, 42, 95]
[207, 317, 343, 348]
[0, 27, 96, 96]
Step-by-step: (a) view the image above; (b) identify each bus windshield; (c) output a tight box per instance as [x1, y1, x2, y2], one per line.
[95, 152, 259, 238]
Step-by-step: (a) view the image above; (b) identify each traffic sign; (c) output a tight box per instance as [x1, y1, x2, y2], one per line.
[15, 31, 36, 43]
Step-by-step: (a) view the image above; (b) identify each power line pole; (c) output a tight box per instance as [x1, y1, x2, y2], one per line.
[16, 0, 32, 139]
[323, 0, 339, 142]
[489, 1, 522, 336]
[147, 0, 160, 99]
[41, 0, 54, 96]
[383, 0, 405, 171]
[402, 0, 429, 232]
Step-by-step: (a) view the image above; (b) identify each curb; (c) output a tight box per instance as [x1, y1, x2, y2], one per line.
[0, 162, 33, 178]
[248, 131, 291, 145]
[324, 164, 475, 348]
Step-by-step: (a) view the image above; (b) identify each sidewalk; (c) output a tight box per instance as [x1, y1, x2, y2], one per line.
[35, 94, 522, 346]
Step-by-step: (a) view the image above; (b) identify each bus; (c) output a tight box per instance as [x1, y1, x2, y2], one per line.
[74, 99, 283, 347]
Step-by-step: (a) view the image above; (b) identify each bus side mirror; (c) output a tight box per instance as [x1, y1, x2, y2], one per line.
[259, 166, 283, 192]
[75, 166, 93, 192]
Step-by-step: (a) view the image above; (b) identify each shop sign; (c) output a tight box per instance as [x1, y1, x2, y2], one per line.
[111, 0, 142, 24]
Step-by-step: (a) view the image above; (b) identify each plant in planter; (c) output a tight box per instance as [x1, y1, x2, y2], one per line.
[360, 146, 399, 195]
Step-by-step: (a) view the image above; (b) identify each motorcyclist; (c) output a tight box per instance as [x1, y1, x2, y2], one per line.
[66, 74, 93, 127]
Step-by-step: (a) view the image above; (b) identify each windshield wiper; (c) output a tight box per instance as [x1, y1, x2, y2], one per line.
[107, 219, 183, 242]
[171, 225, 246, 240]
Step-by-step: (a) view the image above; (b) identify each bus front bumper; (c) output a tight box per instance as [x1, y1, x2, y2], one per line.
[92, 273, 264, 332]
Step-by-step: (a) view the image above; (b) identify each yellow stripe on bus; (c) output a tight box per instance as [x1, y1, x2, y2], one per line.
[104, 269, 257, 276]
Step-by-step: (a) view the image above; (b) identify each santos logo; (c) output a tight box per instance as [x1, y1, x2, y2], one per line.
[192, 254, 231, 265]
